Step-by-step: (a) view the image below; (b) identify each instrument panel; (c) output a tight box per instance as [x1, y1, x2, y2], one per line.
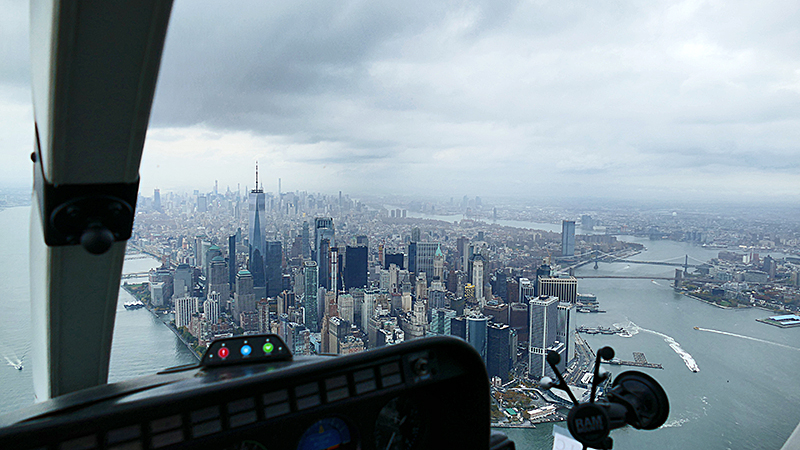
[0, 336, 490, 450]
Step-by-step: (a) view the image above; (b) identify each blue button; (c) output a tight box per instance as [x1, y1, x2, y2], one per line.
[240, 345, 252, 356]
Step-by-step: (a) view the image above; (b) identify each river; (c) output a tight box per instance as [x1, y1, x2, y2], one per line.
[0, 206, 798, 449]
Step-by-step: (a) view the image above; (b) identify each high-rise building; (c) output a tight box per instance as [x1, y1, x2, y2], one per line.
[301, 221, 311, 258]
[450, 316, 467, 339]
[344, 245, 368, 289]
[204, 293, 220, 325]
[509, 302, 528, 343]
[207, 256, 230, 301]
[467, 315, 488, 363]
[487, 323, 513, 382]
[234, 270, 255, 322]
[228, 235, 237, 294]
[561, 220, 576, 257]
[411, 227, 421, 243]
[249, 164, 267, 266]
[338, 294, 354, 324]
[538, 276, 578, 304]
[472, 255, 485, 305]
[204, 245, 222, 277]
[384, 253, 404, 270]
[429, 308, 456, 335]
[174, 264, 192, 298]
[412, 242, 440, 279]
[528, 295, 559, 380]
[175, 296, 198, 329]
[491, 270, 508, 303]
[153, 188, 161, 212]
[535, 264, 551, 297]
[303, 261, 320, 332]
[482, 302, 509, 325]
[557, 302, 576, 362]
[314, 217, 335, 288]
[265, 241, 282, 297]
[519, 278, 535, 303]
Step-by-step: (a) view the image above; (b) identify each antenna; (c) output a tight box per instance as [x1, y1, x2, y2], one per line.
[255, 161, 259, 188]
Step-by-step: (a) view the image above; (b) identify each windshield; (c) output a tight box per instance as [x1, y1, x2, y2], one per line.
[2, 1, 800, 449]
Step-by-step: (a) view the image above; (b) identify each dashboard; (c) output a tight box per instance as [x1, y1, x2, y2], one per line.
[0, 336, 492, 450]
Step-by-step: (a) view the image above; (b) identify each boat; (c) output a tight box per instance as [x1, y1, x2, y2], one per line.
[123, 300, 145, 310]
[693, 327, 699, 330]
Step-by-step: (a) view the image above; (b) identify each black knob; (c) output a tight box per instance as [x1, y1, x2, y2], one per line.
[80, 223, 115, 254]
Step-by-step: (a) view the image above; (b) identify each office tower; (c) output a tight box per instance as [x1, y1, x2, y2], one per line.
[303, 261, 320, 332]
[249, 164, 267, 277]
[538, 276, 578, 304]
[457, 236, 469, 271]
[175, 296, 198, 329]
[204, 244, 222, 277]
[519, 278, 535, 303]
[228, 235, 237, 294]
[415, 273, 428, 299]
[472, 256, 485, 305]
[411, 227, 421, 243]
[557, 302, 576, 362]
[561, 220, 576, 257]
[467, 315, 488, 363]
[429, 281, 446, 310]
[509, 302, 528, 343]
[430, 308, 456, 335]
[528, 295, 559, 380]
[249, 247, 266, 302]
[507, 278, 519, 304]
[344, 245, 368, 289]
[581, 214, 594, 230]
[355, 235, 368, 247]
[234, 270, 256, 323]
[412, 242, 439, 279]
[361, 289, 380, 332]
[207, 256, 230, 301]
[487, 323, 512, 382]
[491, 271, 508, 303]
[464, 284, 476, 305]
[197, 195, 208, 213]
[433, 245, 444, 278]
[301, 221, 311, 258]
[450, 316, 467, 339]
[338, 294, 354, 324]
[314, 217, 335, 285]
[534, 265, 551, 296]
[330, 247, 340, 297]
[483, 302, 509, 325]
[153, 188, 161, 212]
[265, 241, 282, 297]
[174, 264, 192, 298]
[149, 266, 174, 303]
[204, 294, 220, 325]
[384, 252, 404, 270]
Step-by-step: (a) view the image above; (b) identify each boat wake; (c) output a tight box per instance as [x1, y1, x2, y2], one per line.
[618, 320, 699, 373]
[696, 327, 800, 352]
[662, 417, 690, 428]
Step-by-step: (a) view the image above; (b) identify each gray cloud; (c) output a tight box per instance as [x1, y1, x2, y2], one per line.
[3, 0, 800, 201]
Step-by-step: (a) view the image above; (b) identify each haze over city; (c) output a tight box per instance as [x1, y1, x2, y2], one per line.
[2, 0, 800, 202]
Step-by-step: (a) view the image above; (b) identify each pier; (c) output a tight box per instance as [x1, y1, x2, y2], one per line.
[606, 352, 663, 369]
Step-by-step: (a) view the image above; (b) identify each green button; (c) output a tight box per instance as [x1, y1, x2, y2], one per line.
[263, 342, 274, 354]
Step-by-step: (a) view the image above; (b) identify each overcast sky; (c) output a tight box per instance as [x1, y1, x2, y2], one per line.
[2, 0, 800, 203]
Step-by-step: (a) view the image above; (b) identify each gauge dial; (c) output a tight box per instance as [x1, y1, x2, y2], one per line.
[374, 396, 424, 450]
[297, 417, 353, 450]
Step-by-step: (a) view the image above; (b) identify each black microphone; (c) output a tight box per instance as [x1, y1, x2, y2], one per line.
[542, 347, 669, 449]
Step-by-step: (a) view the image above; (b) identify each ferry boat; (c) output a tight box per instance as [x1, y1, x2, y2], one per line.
[123, 300, 145, 310]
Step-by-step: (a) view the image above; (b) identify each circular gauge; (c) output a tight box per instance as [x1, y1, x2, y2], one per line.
[374, 396, 424, 450]
[297, 417, 354, 450]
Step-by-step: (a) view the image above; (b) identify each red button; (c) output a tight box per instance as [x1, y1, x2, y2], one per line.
[218, 347, 229, 359]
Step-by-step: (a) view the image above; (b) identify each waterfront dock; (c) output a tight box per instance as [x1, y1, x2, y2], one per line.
[606, 352, 663, 369]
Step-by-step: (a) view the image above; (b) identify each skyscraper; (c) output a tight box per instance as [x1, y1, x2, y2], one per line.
[314, 217, 334, 288]
[557, 302, 576, 362]
[472, 255, 485, 305]
[303, 261, 320, 332]
[538, 276, 578, 304]
[265, 241, 282, 297]
[204, 293, 220, 325]
[228, 235, 237, 294]
[467, 315, 488, 363]
[175, 296, 197, 329]
[207, 256, 230, 301]
[528, 295, 559, 380]
[561, 220, 576, 257]
[519, 278, 535, 303]
[487, 323, 513, 382]
[249, 163, 267, 278]
[412, 242, 439, 279]
[234, 270, 255, 322]
[301, 221, 311, 258]
[344, 245, 368, 290]
[153, 188, 161, 212]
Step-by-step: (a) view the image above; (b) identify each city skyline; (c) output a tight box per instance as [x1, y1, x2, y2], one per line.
[2, 1, 800, 202]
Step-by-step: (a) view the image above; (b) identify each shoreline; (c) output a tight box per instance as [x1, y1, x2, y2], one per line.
[120, 283, 201, 360]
